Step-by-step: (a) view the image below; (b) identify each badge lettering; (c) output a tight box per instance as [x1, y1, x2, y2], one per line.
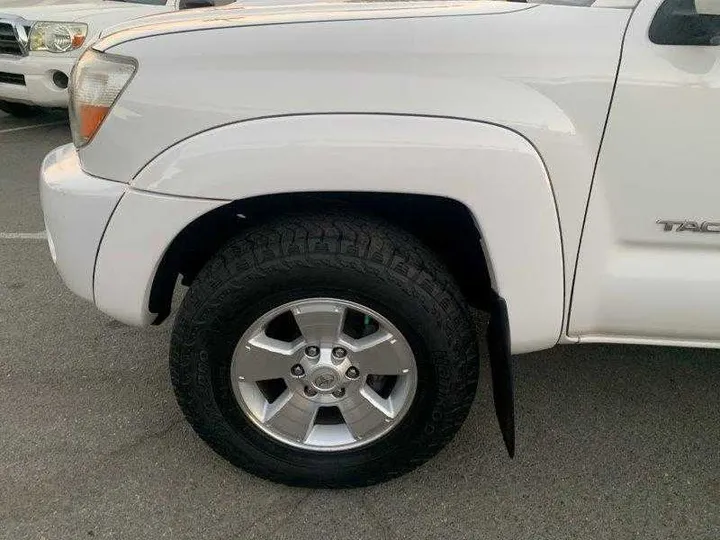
[657, 220, 720, 233]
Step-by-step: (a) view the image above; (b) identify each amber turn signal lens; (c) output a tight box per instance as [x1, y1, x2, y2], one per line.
[71, 35, 86, 49]
[78, 104, 110, 141]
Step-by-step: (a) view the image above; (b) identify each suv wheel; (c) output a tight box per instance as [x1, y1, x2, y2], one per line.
[170, 214, 479, 487]
[0, 101, 40, 118]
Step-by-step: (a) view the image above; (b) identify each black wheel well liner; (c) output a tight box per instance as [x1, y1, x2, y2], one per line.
[149, 192, 492, 324]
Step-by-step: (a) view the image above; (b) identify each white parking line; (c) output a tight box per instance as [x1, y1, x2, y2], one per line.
[0, 231, 47, 240]
[0, 121, 66, 134]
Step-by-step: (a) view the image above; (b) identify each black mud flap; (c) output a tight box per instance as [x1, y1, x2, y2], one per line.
[486, 293, 515, 458]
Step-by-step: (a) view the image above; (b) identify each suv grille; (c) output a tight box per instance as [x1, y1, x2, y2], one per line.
[0, 71, 25, 85]
[0, 22, 24, 57]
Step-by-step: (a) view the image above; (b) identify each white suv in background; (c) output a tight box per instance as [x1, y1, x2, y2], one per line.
[0, 0, 233, 116]
[40, 0, 720, 487]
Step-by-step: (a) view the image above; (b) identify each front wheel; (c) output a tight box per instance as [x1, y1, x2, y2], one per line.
[0, 101, 40, 118]
[170, 214, 479, 487]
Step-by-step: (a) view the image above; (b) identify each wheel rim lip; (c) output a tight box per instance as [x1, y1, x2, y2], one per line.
[231, 297, 418, 452]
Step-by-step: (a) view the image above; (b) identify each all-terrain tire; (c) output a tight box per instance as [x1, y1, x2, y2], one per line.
[170, 213, 480, 487]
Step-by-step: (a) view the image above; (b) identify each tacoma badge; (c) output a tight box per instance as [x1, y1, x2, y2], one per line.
[657, 220, 720, 233]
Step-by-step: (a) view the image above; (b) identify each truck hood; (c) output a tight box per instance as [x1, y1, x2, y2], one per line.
[0, 2, 163, 24]
[98, 0, 532, 49]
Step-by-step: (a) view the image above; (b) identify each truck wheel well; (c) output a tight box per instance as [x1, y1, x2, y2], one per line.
[149, 192, 492, 324]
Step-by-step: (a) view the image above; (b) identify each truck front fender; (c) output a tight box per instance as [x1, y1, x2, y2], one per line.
[132, 114, 564, 353]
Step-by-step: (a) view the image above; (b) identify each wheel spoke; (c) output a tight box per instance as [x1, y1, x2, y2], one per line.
[233, 333, 301, 382]
[340, 330, 413, 376]
[291, 302, 346, 346]
[339, 387, 394, 441]
[263, 389, 319, 443]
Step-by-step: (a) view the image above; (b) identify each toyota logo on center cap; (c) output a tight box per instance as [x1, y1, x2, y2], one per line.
[314, 373, 336, 389]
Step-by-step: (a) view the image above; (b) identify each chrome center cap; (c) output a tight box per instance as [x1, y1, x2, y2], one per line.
[310, 368, 339, 392]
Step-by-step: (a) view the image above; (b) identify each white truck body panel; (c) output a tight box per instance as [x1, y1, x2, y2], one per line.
[571, 0, 720, 345]
[80, 2, 629, 353]
[95, 0, 531, 46]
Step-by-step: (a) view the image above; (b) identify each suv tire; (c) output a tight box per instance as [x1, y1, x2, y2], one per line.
[0, 101, 40, 118]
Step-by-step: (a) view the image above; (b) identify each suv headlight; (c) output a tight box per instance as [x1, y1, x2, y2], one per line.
[69, 49, 137, 148]
[29, 22, 88, 53]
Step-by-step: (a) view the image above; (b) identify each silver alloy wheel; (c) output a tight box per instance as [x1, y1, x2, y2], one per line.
[231, 298, 418, 451]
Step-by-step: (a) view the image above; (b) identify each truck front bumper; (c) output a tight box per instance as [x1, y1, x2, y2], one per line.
[41, 144, 228, 326]
[0, 53, 76, 107]
[40, 144, 125, 303]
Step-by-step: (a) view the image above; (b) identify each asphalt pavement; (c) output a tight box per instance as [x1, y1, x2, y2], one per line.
[0, 110, 718, 540]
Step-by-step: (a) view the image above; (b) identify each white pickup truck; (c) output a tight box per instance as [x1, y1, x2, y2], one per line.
[39, 0, 720, 487]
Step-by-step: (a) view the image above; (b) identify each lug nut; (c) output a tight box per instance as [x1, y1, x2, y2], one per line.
[304, 386, 317, 397]
[290, 364, 305, 377]
[332, 347, 347, 359]
[345, 366, 360, 379]
[305, 346, 320, 358]
[332, 388, 346, 398]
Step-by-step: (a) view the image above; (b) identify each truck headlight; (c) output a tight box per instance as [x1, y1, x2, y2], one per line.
[29, 22, 88, 53]
[69, 49, 137, 148]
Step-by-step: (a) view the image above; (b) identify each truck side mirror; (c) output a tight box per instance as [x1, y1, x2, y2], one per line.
[650, 0, 720, 45]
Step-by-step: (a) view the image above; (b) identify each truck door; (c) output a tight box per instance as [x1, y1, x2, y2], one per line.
[571, 0, 720, 344]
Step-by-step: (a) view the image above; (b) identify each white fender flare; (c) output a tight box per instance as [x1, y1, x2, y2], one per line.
[104, 114, 563, 353]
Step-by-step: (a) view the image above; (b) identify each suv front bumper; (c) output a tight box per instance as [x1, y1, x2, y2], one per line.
[40, 144, 125, 302]
[1, 53, 77, 107]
